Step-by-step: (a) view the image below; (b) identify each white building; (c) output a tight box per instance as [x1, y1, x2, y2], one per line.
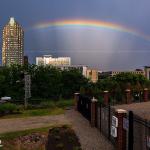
[36, 55, 71, 66]
[57, 65, 88, 76]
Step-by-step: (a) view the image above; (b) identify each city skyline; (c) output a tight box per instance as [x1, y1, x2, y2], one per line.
[0, 0, 150, 70]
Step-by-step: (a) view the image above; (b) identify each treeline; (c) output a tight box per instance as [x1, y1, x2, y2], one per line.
[0, 64, 150, 103]
[83, 72, 150, 103]
[0, 64, 88, 100]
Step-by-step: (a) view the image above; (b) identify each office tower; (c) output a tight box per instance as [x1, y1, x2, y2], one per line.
[2, 17, 24, 66]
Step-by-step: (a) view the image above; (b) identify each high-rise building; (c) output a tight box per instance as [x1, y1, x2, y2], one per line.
[36, 55, 71, 66]
[2, 17, 24, 66]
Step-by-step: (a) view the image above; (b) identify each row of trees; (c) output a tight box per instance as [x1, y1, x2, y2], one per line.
[0, 64, 150, 103]
[0, 64, 88, 100]
[81, 72, 150, 103]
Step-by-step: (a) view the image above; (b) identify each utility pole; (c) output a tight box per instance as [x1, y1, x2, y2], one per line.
[24, 73, 31, 109]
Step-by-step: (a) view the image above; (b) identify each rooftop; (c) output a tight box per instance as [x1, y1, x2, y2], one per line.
[9, 17, 15, 26]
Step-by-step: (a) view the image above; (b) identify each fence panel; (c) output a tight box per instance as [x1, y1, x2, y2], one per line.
[109, 108, 117, 146]
[101, 106, 110, 138]
[96, 105, 116, 147]
[133, 115, 147, 150]
[78, 95, 91, 121]
[96, 106, 101, 130]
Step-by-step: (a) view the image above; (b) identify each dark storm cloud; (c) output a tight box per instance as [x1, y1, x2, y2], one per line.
[0, 0, 150, 70]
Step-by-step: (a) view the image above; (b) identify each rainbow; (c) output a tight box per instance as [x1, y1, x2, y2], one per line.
[34, 19, 150, 42]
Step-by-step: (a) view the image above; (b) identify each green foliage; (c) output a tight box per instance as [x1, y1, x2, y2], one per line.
[61, 69, 88, 98]
[40, 101, 56, 109]
[95, 72, 150, 104]
[1, 108, 64, 119]
[0, 64, 88, 100]
[0, 103, 18, 114]
[56, 100, 74, 108]
[0, 64, 149, 105]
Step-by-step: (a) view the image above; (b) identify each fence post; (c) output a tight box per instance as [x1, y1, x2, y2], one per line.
[125, 89, 131, 104]
[143, 88, 149, 102]
[74, 93, 80, 111]
[91, 97, 98, 127]
[104, 90, 109, 105]
[116, 109, 127, 150]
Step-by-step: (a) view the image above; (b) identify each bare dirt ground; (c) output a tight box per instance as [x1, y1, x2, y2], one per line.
[0, 115, 69, 134]
[0, 109, 114, 150]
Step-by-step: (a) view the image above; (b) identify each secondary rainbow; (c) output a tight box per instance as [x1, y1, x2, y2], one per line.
[34, 19, 150, 42]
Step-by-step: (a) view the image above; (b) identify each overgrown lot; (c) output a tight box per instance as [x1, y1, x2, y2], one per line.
[0, 99, 73, 119]
[0, 125, 81, 150]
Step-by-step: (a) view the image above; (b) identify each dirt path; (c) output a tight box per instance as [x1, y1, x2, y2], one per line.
[0, 115, 69, 134]
[0, 109, 114, 150]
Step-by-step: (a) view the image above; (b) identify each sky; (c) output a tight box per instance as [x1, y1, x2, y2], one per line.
[0, 0, 150, 70]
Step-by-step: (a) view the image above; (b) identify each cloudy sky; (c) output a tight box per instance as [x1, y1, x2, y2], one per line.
[0, 0, 150, 70]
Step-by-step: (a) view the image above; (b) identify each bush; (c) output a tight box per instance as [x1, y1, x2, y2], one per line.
[0, 103, 18, 115]
[40, 101, 56, 108]
[56, 100, 73, 108]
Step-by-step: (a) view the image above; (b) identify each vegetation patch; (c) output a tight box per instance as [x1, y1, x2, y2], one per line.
[0, 103, 18, 116]
[0, 125, 81, 150]
[0, 99, 73, 119]
[46, 126, 82, 150]
[0, 107, 64, 119]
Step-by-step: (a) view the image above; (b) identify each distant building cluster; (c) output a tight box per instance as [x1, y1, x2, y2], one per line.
[99, 67, 150, 80]
[56, 65, 98, 83]
[36, 56, 98, 83]
[2, 17, 150, 83]
[100, 69, 145, 78]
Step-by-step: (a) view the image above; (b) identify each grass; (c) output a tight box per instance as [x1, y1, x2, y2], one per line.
[39, 99, 74, 109]
[0, 108, 64, 119]
[56, 99, 74, 108]
[0, 126, 55, 140]
[0, 99, 74, 119]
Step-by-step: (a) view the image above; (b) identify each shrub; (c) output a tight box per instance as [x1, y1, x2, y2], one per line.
[0, 103, 18, 115]
[50, 127, 60, 135]
[56, 100, 73, 108]
[40, 101, 56, 108]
